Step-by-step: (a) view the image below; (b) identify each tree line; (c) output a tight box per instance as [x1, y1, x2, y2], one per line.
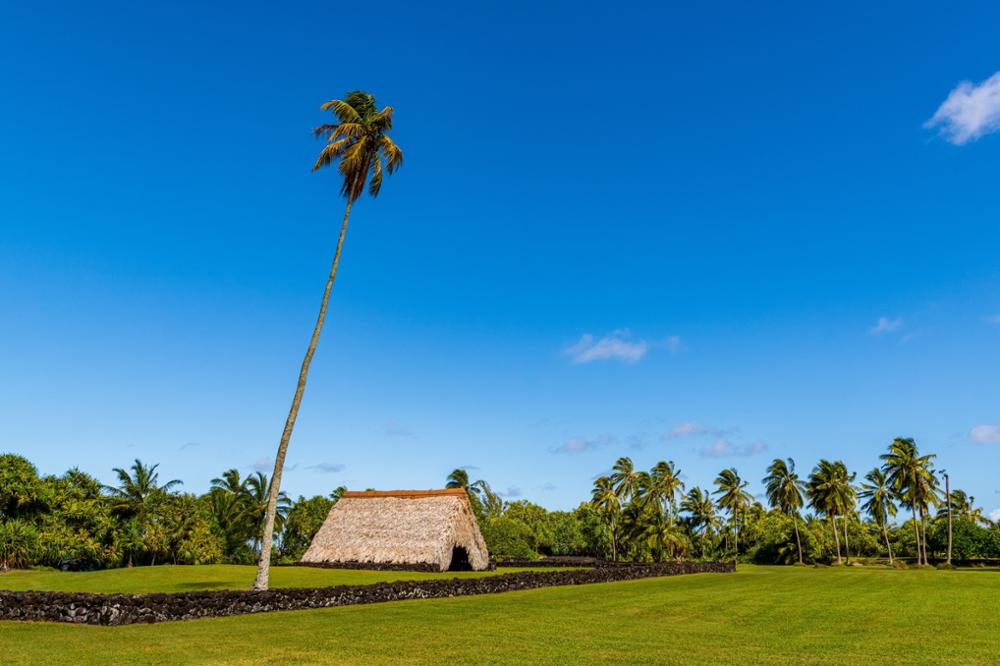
[0, 455, 342, 570]
[2, 437, 997, 571]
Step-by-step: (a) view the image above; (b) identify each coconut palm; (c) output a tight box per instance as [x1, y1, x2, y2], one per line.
[254, 91, 403, 591]
[591, 476, 621, 561]
[829, 461, 857, 563]
[860, 468, 896, 564]
[937, 489, 990, 526]
[105, 459, 181, 520]
[880, 438, 936, 565]
[762, 458, 806, 564]
[446, 469, 502, 518]
[245, 472, 290, 555]
[610, 457, 640, 504]
[713, 468, 752, 557]
[646, 460, 685, 524]
[807, 459, 844, 564]
[681, 487, 718, 558]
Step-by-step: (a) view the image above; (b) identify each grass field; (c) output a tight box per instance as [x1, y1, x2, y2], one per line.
[2, 565, 998, 665]
[0, 563, 545, 594]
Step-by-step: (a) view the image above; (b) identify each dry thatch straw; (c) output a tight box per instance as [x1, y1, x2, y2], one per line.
[301, 489, 490, 571]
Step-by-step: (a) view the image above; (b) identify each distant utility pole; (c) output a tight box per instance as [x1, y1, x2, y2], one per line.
[944, 471, 952, 566]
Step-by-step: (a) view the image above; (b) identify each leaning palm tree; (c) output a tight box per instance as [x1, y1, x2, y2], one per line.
[713, 468, 752, 558]
[254, 91, 403, 591]
[860, 467, 896, 564]
[763, 458, 806, 564]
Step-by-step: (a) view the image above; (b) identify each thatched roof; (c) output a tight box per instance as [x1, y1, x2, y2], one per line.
[301, 488, 490, 571]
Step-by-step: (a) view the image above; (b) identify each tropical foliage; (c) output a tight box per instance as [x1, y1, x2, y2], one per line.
[1, 435, 997, 570]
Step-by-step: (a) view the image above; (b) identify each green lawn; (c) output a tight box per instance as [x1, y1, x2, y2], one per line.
[2, 565, 998, 665]
[0, 564, 541, 594]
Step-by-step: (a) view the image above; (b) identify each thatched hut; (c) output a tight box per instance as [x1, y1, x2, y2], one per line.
[301, 489, 490, 571]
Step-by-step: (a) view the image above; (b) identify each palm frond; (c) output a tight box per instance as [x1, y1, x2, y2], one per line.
[368, 153, 383, 197]
[320, 99, 361, 124]
[379, 136, 404, 173]
[312, 139, 348, 171]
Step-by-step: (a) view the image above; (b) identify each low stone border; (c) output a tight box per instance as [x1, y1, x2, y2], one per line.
[495, 556, 600, 568]
[0, 562, 733, 626]
[285, 561, 469, 573]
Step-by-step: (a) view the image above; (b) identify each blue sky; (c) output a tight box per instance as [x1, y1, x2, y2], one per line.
[2, 1, 1000, 518]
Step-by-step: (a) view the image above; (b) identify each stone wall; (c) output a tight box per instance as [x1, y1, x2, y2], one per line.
[0, 561, 733, 626]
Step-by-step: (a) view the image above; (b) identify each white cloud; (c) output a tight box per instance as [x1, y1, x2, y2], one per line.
[307, 462, 345, 474]
[252, 458, 272, 473]
[564, 330, 648, 364]
[384, 419, 415, 438]
[990, 508, 1000, 523]
[970, 424, 1000, 444]
[498, 486, 522, 498]
[870, 316, 903, 335]
[552, 433, 616, 454]
[985, 314, 1000, 324]
[664, 421, 727, 440]
[699, 439, 767, 458]
[925, 71, 1000, 145]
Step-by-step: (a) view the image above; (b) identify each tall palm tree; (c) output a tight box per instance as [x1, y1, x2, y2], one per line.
[680, 487, 718, 558]
[713, 468, 752, 558]
[829, 461, 857, 563]
[762, 458, 806, 564]
[881, 437, 936, 565]
[860, 468, 896, 564]
[610, 457, 640, 504]
[591, 476, 621, 561]
[254, 91, 403, 591]
[806, 459, 844, 564]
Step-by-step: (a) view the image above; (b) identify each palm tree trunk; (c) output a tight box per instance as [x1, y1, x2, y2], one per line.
[919, 507, 929, 565]
[842, 518, 850, 564]
[793, 514, 803, 564]
[910, 501, 921, 565]
[882, 522, 893, 565]
[253, 199, 353, 592]
[831, 514, 842, 564]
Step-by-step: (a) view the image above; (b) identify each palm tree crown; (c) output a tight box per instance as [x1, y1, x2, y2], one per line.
[313, 91, 403, 201]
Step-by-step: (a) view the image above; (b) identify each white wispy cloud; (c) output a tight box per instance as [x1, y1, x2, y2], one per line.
[564, 330, 649, 364]
[307, 462, 346, 474]
[869, 316, 903, 335]
[498, 486, 522, 498]
[552, 433, 616, 455]
[664, 421, 728, 440]
[252, 458, 272, 473]
[985, 314, 1000, 324]
[990, 508, 1000, 523]
[384, 419, 416, 438]
[925, 71, 1000, 145]
[698, 439, 767, 458]
[177, 441, 199, 452]
[970, 424, 1000, 444]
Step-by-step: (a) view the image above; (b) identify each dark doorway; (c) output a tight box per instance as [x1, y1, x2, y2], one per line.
[448, 545, 472, 571]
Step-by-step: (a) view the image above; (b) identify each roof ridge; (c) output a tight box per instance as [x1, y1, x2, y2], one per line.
[340, 489, 468, 499]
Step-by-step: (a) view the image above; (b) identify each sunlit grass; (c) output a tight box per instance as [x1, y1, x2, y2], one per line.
[3, 565, 998, 665]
